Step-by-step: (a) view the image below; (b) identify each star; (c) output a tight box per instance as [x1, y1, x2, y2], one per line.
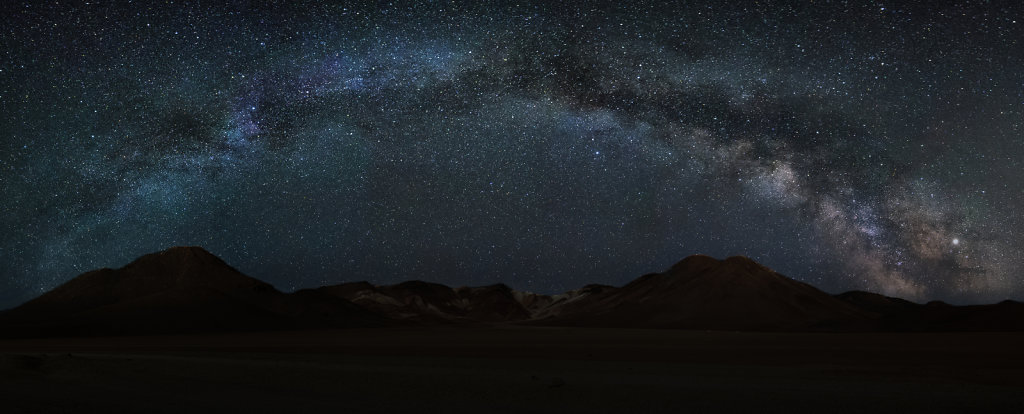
[0, 1, 1021, 307]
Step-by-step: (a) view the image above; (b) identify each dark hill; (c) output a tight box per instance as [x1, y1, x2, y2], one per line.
[533, 255, 871, 331]
[834, 290, 919, 316]
[835, 292, 1024, 332]
[0, 247, 382, 337]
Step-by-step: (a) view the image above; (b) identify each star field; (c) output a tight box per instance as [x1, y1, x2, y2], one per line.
[1, 1, 1022, 308]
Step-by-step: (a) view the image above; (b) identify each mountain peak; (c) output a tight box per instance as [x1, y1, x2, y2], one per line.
[668, 254, 721, 273]
[668, 254, 772, 276]
[14, 246, 271, 314]
[128, 246, 225, 269]
[161, 245, 215, 256]
[721, 255, 777, 275]
[723, 255, 759, 266]
[117, 248, 241, 286]
[544, 253, 868, 331]
[2, 246, 387, 336]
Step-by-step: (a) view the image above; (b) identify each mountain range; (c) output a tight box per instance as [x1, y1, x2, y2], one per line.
[2, 246, 1022, 337]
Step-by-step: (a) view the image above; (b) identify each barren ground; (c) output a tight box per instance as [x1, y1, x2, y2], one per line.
[2, 326, 1022, 413]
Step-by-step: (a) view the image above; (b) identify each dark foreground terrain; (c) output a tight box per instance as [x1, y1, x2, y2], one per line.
[4, 248, 1022, 412]
[2, 326, 1023, 413]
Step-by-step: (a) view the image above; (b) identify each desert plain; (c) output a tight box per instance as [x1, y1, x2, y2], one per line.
[2, 326, 1023, 413]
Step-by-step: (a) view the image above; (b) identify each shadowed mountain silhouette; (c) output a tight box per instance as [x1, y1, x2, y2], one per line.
[834, 290, 919, 316]
[0, 246, 382, 337]
[530, 255, 872, 331]
[3, 248, 1024, 337]
[834, 292, 1024, 331]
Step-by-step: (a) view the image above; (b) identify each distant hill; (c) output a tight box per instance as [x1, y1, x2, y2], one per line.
[2, 247, 1023, 337]
[834, 291, 1024, 332]
[309, 280, 532, 323]
[0, 247, 383, 337]
[528, 255, 872, 331]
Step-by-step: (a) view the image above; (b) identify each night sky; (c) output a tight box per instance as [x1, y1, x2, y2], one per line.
[2, 1, 1022, 309]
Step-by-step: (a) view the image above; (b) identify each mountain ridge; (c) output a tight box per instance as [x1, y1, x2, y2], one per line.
[2, 246, 1022, 336]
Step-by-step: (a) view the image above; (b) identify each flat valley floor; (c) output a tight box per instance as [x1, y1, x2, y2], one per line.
[2, 327, 1023, 413]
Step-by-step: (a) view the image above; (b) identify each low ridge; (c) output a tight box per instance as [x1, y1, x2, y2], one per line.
[314, 280, 532, 323]
[3, 248, 1023, 336]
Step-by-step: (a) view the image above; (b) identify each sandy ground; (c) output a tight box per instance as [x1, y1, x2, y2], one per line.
[2, 326, 1023, 413]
